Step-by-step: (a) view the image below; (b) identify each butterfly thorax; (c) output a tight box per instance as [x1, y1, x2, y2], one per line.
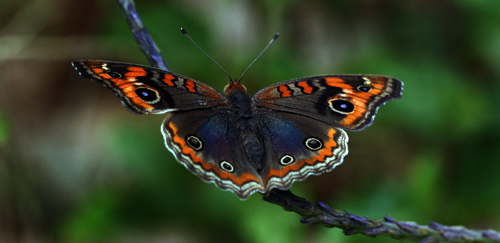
[226, 84, 252, 118]
[226, 85, 265, 171]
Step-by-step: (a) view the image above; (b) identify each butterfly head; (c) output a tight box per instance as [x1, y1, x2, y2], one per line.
[224, 80, 247, 94]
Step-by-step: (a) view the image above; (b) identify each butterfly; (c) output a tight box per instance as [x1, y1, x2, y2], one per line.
[72, 59, 403, 199]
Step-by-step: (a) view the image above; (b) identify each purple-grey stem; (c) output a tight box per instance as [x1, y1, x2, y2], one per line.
[116, 0, 168, 71]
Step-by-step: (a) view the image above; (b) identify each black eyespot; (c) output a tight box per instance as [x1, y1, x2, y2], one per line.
[358, 85, 371, 92]
[135, 88, 159, 102]
[220, 161, 234, 172]
[280, 155, 294, 165]
[329, 99, 355, 114]
[305, 138, 323, 151]
[107, 71, 121, 78]
[187, 136, 203, 150]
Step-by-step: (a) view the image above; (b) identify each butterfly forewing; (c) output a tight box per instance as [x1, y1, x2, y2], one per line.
[72, 60, 228, 114]
[252, 75, 403, 130]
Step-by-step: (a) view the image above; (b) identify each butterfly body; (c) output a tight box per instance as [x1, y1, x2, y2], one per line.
[72, 60, 403, 199]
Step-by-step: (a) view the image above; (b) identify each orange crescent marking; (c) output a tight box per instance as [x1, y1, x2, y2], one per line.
[184, 80, 197, 93]
[127, 66, 147, 73]
[325, 77, 352, 90]
[169, 122, 261, 186]
[96, 72, 126, 85]
[92, 68, 104, 74]
[163, 74, 176, 86]
[297, 81, 313, 94]
[351, 92, 371, 100]
[264, 128, 338, 183]
[341, 114, 357, 126]
[120, 83, 135, 92]
[370, 83, 385, 94]
[340, 108, 366, 127]
[97, 73, 110, 78]
[278, 85, 292, 97]
[125, 67, 147, 80]
[130, 96, 154, 110]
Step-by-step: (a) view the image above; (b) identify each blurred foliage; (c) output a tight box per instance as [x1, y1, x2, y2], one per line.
[0, 111, 7, 145]
[1, 0, 500, 242]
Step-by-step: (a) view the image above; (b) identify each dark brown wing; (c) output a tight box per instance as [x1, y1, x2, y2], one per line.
[252, 75, 403, 130]
[72, 60, 228, 114]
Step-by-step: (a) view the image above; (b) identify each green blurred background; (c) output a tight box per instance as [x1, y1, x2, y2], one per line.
[2, 0, 500, 242]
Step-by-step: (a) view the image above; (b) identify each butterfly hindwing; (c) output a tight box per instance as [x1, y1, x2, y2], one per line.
[252, 75, 403, 130]
[72, 60, 227, 114]
[255, 111, 349, 191]
[161, 107, 349, 198]
[161, 108, 267, 199]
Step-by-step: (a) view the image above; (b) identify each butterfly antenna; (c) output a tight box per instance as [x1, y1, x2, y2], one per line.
[180, 28, 233, 81]
[237, 33, 279, 82]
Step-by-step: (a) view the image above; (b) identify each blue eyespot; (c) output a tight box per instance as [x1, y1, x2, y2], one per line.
[107, 71, 121, 78]
[329, 99, 355, 114]
[135, 88, 159, 102]
[357, 85, 371, 92]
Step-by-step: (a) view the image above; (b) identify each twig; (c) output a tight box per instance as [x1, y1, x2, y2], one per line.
[263, 189, 500, 243]
[113, 1, 500, 242]
[115, 0, 168, 71]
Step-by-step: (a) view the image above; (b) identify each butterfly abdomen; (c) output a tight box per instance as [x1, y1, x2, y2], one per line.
[227, 88, 266, 171]
[239, 122, 265, 171]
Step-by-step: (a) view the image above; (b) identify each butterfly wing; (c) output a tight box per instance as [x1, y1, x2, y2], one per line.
[161, 108, 269, 199]
[252, 75, 403, 130]
[162, 107, 350, 199]
[254, 111, 349, 192]
[72, 60, 228, 114]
